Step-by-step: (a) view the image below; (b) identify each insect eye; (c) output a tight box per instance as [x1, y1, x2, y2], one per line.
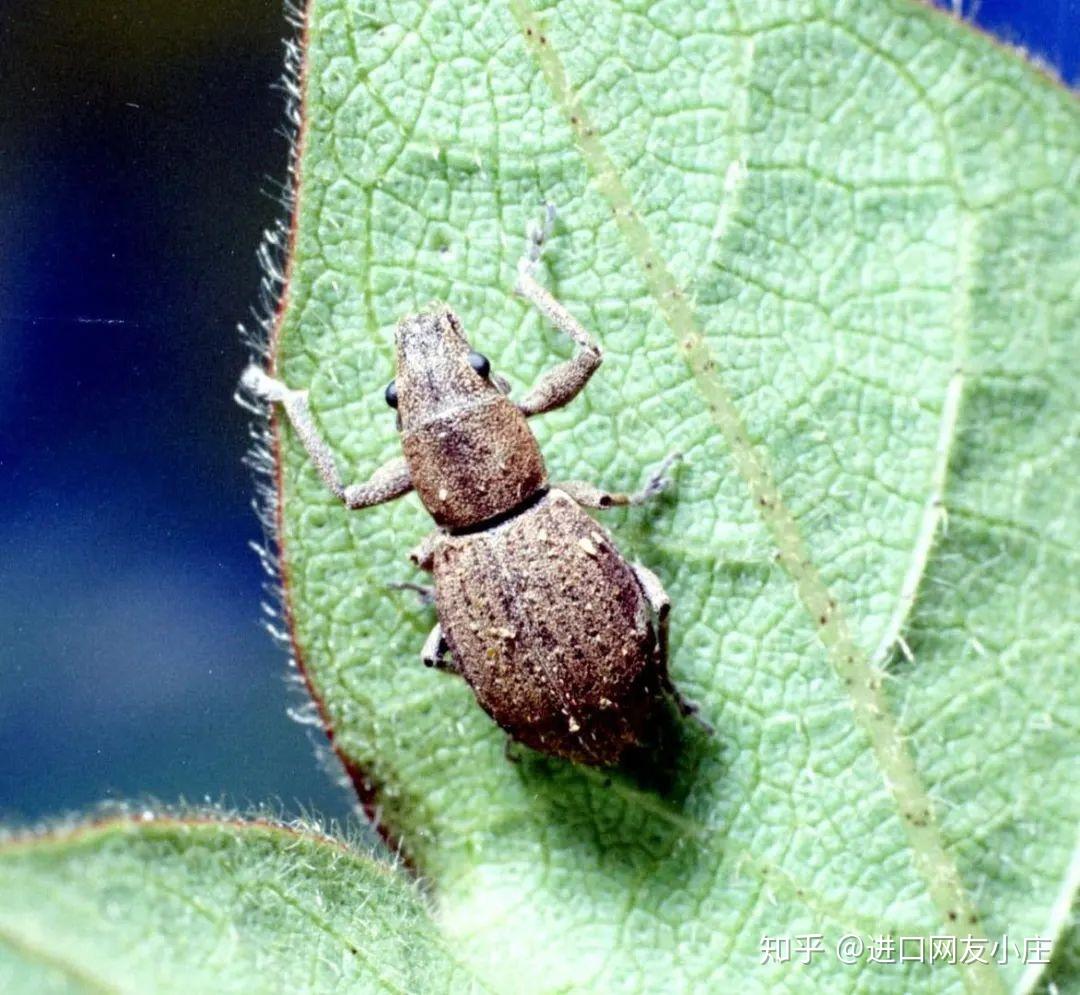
[384, 379, 398, 408]
[468, 351, 491, 378]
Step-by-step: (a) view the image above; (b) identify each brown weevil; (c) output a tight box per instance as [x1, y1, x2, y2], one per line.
[244, 208, 691, 766]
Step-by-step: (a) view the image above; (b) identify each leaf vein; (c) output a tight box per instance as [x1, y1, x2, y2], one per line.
[507, 5, 1004, 992]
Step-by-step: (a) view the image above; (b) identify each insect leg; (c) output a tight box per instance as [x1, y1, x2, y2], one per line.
[558, 452, 681, 508]
[421, 623, 455, 671]
[408, 531, 443, 572]
[389, 581, 435, 605]
[241, 365, 413, 509]
[514, 207, 603, 416]
[631, 562, 703, 725]
[503, 736, 528, 764]
[341, 458, 413, 510]
[631, 562, 671, 654]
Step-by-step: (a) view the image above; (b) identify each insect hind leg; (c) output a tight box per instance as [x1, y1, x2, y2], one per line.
[631, 563, 708, 726]
[421, 623, 456, 672]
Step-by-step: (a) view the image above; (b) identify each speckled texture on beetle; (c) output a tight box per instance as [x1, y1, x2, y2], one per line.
[242, 209, 691, 766]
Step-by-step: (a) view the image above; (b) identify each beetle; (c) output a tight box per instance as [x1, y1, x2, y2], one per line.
[244, 209, 690, 766]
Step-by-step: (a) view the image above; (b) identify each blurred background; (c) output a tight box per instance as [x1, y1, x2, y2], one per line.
[0, 1, 1076, 825]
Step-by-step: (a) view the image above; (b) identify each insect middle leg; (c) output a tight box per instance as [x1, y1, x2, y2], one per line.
[408, 531, 442, 572]
[389, 581, 435, 605]
[514, 205, 603, 417]
[558, 452, 681, 509]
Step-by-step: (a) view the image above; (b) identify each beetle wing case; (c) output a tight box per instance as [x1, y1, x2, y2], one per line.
[432, 489, 662, 766]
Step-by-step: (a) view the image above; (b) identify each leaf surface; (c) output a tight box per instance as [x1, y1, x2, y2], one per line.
[269, 0, 1080, 991]
[0, 819, 478, 994]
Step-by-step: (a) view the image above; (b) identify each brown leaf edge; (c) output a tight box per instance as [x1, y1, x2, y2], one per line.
[234, 0, 416, 869]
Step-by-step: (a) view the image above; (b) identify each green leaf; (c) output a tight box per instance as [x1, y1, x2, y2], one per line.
[270, 0, 1079, 991]
[0, 818, 480, 994]
[1036, 899, 1080, 994]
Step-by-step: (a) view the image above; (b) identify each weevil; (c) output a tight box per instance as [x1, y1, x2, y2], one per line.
[244, 209, 691, 766]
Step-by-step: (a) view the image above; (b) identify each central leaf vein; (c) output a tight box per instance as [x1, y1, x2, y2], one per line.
[506, 3, 1003, 991]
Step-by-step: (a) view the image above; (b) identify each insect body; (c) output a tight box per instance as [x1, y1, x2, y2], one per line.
[427, 487, 669, 764]
[244, 210, 686, 766]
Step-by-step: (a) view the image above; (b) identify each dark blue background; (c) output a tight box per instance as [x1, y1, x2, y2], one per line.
[1, 2, 1076, 825]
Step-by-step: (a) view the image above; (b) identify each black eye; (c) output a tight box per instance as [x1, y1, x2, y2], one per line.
[468, 351, 491, 378]
[384, 379, 398, 408]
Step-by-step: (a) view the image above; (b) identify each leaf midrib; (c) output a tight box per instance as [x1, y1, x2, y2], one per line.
[505, 2, 1003, 992]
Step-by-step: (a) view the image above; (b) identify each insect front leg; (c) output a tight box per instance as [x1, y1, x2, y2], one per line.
[559, 452, 681, 509]
[340, 458, 413, 510]
[514, 206, 603, 417]
[241, 366, 413, 510]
